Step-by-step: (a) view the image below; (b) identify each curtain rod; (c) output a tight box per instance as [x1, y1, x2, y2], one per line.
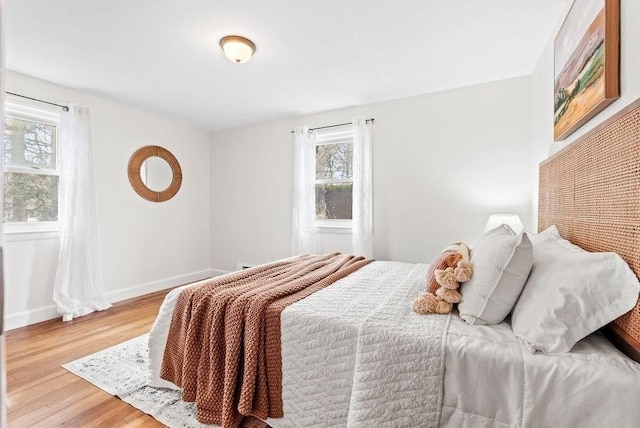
[290, 118, 374, 134]
[5, 91, 69, 112]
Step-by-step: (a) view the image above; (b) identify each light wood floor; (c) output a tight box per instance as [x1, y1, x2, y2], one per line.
[5, 289, 172, 427]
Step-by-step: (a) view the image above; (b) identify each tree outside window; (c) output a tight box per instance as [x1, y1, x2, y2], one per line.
[314, 131, 353, 221]
[2, 108, 59, 226]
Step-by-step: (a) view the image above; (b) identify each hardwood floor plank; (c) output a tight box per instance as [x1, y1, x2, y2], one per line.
[6, 288, 173, 427]
[7, 375, 86, 418]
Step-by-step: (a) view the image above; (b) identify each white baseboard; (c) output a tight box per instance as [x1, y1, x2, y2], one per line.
[210, 269, 232, 277]
[4, 305, 60, 331]
[4, 269, 222, 331]
[104, 269, 216, 303]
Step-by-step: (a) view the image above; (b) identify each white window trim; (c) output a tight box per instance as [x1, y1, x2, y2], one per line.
[313, 128, 354, 228]
[5, 101, 59, 124]
[4, 165, 58, 176]
[316, 219, 353, 230]
[315, 178, 352, 185]
[3, 101, 61, 234]
[3, 222, 59, 235]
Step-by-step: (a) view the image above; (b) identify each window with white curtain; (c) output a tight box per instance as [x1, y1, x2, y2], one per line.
[314, 129, 353, 227]
[2, 102, 60, 233]
[292, 116, 373, 258]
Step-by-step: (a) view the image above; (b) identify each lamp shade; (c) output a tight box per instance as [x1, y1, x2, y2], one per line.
[484, 214, 524, 234]
[220, 35, 256, 63]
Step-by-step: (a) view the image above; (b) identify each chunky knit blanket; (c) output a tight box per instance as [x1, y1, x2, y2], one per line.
[160, 253, 371, 428]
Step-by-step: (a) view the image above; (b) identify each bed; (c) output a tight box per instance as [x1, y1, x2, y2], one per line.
[148, 97, 640, 428]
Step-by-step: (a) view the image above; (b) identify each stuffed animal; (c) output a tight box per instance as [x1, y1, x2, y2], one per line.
[413, 243, 473, 314]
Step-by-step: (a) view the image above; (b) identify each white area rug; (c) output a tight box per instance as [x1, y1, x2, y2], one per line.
[62, 334, 214, 427]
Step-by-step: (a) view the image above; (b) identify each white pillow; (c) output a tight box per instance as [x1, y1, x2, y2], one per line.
[511, 237, 640, 354]
[528, 224, 558, 246]
[530, 224, 583, 251]
[458, 225, 533, 325]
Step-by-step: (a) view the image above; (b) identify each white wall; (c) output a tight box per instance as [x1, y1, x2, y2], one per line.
[531, 0, 640, 224]
[210, 77, 533, 272]
[3, 71, 212, 329]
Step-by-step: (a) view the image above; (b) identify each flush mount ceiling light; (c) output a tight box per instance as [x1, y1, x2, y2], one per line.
[219, 35, 256, 64]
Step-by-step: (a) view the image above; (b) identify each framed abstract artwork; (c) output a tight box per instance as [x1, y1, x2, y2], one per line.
[553, 0, 619, 141]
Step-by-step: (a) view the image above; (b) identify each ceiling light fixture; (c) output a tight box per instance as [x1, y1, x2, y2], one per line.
[219, 35, 256, 64]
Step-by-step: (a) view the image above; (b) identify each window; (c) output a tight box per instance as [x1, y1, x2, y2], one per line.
[314, 129, 353, 225]
[2, 102, 60, 232]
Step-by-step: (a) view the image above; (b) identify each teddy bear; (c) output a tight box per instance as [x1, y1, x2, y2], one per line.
[413, 242, 473, 314]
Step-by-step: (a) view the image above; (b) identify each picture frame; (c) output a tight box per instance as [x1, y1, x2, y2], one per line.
[553, 0, 619, 141]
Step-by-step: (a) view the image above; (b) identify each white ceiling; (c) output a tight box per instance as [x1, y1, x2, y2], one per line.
[4, 0, 567, 132]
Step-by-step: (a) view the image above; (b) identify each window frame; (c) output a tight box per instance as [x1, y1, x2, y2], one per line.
[2, 101, 61, 234]
[313, 128, 353, 229]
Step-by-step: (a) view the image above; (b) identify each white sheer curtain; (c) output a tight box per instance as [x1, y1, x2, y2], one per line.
[54, 105, 111, 321]
[291, 126, 319, 255]
[352, 116, 373, 258]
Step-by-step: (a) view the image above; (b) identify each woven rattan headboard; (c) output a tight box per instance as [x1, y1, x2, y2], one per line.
[539, 97, 640, 362]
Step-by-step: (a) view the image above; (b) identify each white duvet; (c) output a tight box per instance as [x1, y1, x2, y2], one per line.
[148, 261, 640, 428]
[149, 262, 448, 427]
[442, 316, 640, 427]
[272, 262, 448, 428]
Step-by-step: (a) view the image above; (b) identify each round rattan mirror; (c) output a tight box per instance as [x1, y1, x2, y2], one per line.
[128, 146, 182, 202]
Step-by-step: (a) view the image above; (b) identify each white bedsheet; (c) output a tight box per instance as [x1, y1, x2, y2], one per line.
[441, 315, 640, 427]
[148, 283, 188, 390]
[271, 261, 448, 428]
[148, 261, 450, 427]
[148, 261, 640, 428]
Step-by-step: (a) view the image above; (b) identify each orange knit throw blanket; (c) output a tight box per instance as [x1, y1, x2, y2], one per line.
[160, 253, 371, 428]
